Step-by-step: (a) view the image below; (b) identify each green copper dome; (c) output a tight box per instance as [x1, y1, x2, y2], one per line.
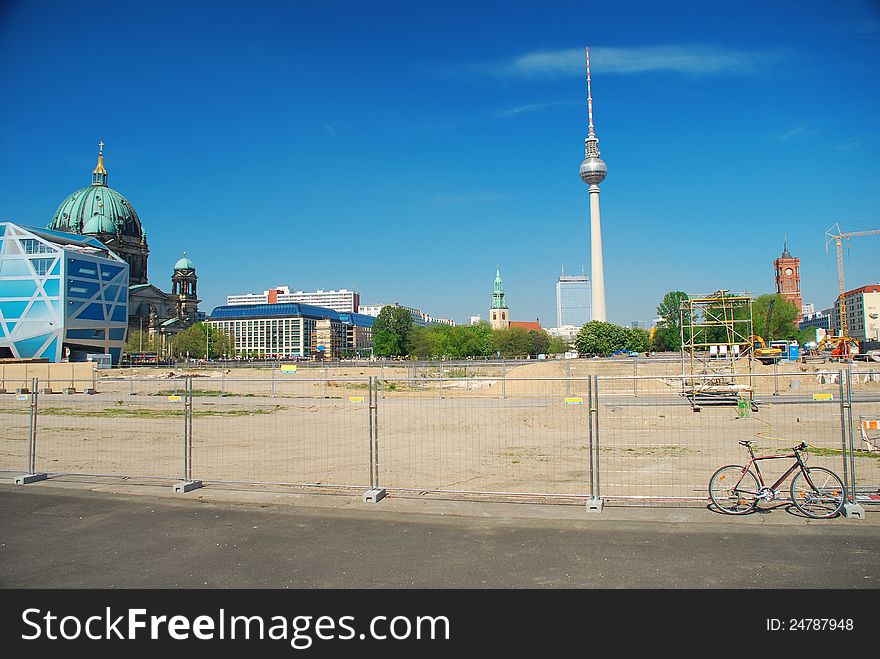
[174, 252, 196, 271]
[47, 145, 146, 242]
[82, 213, 117, 235]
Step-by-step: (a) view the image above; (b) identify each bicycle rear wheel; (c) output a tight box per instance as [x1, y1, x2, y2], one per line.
[709, 465, 759, 514]
[790, 467, 845, 518]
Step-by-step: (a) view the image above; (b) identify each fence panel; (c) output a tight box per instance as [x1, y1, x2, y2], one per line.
[595, 372, 848, 504]
[34, 378, 186, 480]
[0, 388, 33, 475]
[848, 367, 880, 505]
[189, 378, 372, 488]
[377, 378, 591, 496]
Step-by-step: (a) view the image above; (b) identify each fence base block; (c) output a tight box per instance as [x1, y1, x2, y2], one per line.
[586, 497, 604, 513]
[0, 388, 6, 394]
[363, 488, 386, 503]
[173, 480, 203, 493]
[40, 387, 53, 395]
[15, 473, 47, 485]
[63, 387, 77, 394]
[84, 388, 97, 395]
[843, 502, 865, 519]
[16, 387, 29, 395]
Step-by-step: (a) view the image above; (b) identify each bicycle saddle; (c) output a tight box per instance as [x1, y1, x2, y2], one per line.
[738, 440, 754, 447]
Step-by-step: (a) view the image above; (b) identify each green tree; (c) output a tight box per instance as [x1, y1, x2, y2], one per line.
[372, 305, 414, 357]
[124, 329, 158, 354]
[169, 323, 233, 359]
[654, 291, 689, 352]
[575, 321, 630, 354]
[492, 327, 533, 357]
[752, 294, 800, 341]
[627, 327, 650, 352]
[529, 329, 551, 356]
[548, 336, 571, 354]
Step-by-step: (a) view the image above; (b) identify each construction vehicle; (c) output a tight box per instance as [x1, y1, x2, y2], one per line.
[748, 335, 783, 364]
[748, 299, 784, 364]
[816, 334, 859, 361]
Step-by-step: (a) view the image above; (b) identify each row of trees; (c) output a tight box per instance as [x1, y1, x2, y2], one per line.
[125, 323, 234, 359]
[373, 306, 569, 359]
[651, 290, 812, 353]
[123, 290, 811, 361]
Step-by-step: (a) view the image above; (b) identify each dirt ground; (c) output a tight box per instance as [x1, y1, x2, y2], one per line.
[2, 358, 878, 503]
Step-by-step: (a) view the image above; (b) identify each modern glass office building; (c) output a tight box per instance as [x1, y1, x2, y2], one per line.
[556, 274, 591, 328]
[0, 223, 129, 363]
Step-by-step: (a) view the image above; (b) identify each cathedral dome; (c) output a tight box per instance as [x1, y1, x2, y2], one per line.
[48, 145, 146, 242]
[82, 212, 118, 235]
[174, 253, 196, 271]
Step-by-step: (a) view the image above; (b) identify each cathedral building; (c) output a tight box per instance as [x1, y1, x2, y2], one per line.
[47, 144, 200, 348]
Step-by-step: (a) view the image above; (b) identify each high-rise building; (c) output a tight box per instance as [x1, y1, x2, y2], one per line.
[489, 267, 510, 330]
[831, 285, 880, 341]
[556, 273, 590, 327]
[774, 242, 802, 322]
[227, 286, 360, 313]
[579, 47, 608, 322]
[357, 302, 455, 327]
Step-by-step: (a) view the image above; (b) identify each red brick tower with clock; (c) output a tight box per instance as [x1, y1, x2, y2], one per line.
[774, 242, 803, 323]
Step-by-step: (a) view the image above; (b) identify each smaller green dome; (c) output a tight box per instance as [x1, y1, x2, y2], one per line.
[174, 252, 196, 271]
[82, 213, 117, 234]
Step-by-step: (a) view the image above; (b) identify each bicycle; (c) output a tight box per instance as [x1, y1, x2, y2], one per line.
[708, 441, 846, 518]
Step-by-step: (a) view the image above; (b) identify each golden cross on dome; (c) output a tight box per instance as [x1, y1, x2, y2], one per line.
[99, 141, 104, 154]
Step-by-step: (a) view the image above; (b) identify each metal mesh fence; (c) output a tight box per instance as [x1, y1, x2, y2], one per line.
[595, 372, 849, 504]
[33, 378, 186, 480]
[188, 378, 372, 488]
[0, 387, 32, 475]
[4, 365, 871, 509]
[848, 368, 880, 505]
[377, 378, 591, 496]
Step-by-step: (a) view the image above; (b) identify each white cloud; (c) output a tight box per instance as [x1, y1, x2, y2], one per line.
[493, 101, 565, 118]
[480, 45, 786, 79]
[778, 124, 809, 141]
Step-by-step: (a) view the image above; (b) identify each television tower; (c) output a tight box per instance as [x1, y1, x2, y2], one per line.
[579, 47, 608, 322]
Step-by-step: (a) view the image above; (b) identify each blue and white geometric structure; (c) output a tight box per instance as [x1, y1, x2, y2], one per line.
[0, 222, 129, 364]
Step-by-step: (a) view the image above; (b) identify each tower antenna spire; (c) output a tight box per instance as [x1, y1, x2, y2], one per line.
[586, 47, 595, 138]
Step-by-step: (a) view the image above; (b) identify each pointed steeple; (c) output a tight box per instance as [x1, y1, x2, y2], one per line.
[91, 141, 108, 186]
[491, 266, 507, 309]
[781, 236, 791, 259]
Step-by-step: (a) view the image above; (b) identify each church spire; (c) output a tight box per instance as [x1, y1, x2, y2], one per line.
[91, 141, 108, 186]
[491, 266, 507, 309]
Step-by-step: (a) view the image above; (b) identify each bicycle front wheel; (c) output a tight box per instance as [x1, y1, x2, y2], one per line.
[709, 465, 759, 514]
[790, 467, 846, 519]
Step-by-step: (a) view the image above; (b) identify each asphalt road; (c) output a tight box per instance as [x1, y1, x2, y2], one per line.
[1, 483, 877, 588]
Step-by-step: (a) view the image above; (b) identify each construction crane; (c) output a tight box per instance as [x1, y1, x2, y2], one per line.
[824, 223, 880, 355]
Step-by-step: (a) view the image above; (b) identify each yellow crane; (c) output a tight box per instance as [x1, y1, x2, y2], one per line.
[824, 223, 880, 355]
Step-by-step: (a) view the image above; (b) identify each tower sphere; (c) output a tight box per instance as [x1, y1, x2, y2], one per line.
[579, 155, 607, 185]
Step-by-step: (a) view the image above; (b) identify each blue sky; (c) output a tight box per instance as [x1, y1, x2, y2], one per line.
[2, 0, 879, 325]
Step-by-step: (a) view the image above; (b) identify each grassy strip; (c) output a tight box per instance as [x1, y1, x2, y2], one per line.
[806, 446, 880, 461]
[29, 405, 286, 418]
[146, 389, 257, 397]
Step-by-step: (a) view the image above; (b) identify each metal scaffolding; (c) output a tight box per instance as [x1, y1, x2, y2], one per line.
[679, 291, 754, 408]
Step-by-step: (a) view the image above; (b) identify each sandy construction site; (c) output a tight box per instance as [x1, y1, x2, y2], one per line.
[1, 358, 878, 503]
